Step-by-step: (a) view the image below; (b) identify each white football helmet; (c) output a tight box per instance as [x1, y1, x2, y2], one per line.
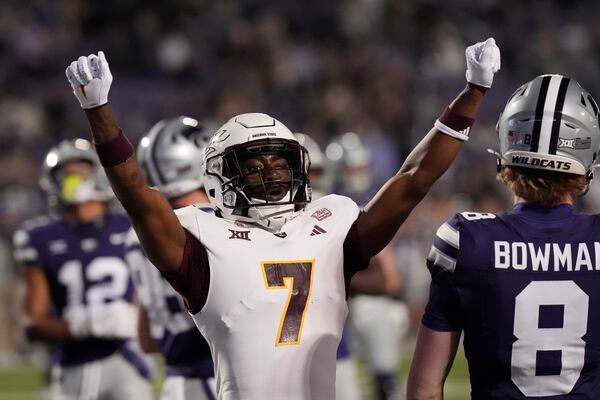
[40, 138, 113, 208]
[137, 116, 212, 199]
[203, 113, 311, 231]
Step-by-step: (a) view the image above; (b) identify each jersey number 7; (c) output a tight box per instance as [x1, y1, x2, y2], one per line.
[262, 260, 315, 346]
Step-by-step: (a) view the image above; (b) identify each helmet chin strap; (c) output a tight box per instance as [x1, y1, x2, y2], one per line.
[247, 191, 299, 232]
[247, 203, 298, 232]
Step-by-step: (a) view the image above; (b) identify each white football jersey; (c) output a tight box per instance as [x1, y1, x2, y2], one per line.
[175, 194, 361, 400]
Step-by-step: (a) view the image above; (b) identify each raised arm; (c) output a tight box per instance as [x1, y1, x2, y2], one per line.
[66, 53, 185, 273]
[357, 38, 500, 259]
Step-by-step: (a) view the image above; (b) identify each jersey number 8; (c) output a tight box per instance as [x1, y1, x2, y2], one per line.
[511, 280, 588, 396]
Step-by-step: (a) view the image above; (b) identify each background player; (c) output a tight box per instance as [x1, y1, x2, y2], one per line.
[407, 74, 600, 399]
[64, 38, 500, 399]
[328, 131, 406, 399]
[13, 139, 153, 399]
[296, 132, 362, 400]
[125, 116, 216, 400]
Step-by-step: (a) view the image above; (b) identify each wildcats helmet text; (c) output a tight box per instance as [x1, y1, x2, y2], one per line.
[511, 155, 572, 171]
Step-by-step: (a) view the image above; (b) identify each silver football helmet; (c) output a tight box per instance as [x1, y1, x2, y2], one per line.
[40, 138, 113, 208]
[295, 133, 334, 196]
[493, 74, 600, 176]
[137, 116, 212, 199]
[203, 113, 311, 232]
[325, 132, 373, 195]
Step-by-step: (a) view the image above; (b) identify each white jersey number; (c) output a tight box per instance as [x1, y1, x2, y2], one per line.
[58, 257, 130, 312]
[261, 260, 315, 346]
[511, 280, 588, 396]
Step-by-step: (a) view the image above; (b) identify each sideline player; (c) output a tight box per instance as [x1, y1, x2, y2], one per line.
[407, 74, 600, 399]
[14, 139, 153, 399]
[125, 116, 216, 400]
[327, 131, 406, 400]
[296, 132, 362, 400]
[65, 38, 500, 399]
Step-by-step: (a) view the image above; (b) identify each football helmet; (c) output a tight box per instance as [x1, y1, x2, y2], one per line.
[40, 138, 113, 208]
[203, 113, 311, 231]
[295, 133, 334, 196]
[493, 74, 600, 176]
[326, 132, 373, 195]
[137, 116, 212, 199]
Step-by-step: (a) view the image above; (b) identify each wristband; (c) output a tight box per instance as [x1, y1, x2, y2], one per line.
[94, 129, 134, 167]
[434, 107, 475, 141]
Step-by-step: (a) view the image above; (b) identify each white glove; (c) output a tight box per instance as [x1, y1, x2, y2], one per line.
[65, 51, 113, 109]
[66, 302, 137, 339]
[465, 37, 501, 88]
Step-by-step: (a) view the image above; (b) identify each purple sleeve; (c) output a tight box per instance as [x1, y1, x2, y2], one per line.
[161, 230, 210, 314]
[342, 213, 371, 291]
[421, 277, 463, 332]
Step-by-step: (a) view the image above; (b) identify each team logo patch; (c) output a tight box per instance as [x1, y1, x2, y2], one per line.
[310, 225, 327, 236]
[311, 208, 332, 221]
[558, 137, 591, 149]
[229, 229, 251, 241]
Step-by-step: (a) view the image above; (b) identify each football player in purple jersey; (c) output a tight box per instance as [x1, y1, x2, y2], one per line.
[64, 38, 499, 400]
[14, 139, 153, 399]
[125, 116, 216, 400]
[408, 75, 600, 399]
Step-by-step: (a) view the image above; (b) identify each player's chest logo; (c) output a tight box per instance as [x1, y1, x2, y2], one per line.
[310, 225, 327, 236]
[48, 240, 68, 255]
[311, 208, 332, 221]
[228, 229, 251, 241]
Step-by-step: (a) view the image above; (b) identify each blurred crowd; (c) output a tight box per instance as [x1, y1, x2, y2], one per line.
[2, 0, 600, 369]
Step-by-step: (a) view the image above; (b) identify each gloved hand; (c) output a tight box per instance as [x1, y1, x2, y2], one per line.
[65, 51, 113, 109]
[465, 38, 501, 88]
[66, 302, 137, 339]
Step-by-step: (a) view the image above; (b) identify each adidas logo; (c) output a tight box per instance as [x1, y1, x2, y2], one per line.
[310, 225, 326, 236]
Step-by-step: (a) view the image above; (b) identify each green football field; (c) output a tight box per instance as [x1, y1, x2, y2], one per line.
[0, 349, 471, 399]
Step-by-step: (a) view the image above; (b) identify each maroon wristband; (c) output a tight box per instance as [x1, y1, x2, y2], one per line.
[93, 129, 134, 167]
[438, 107, 475, 131]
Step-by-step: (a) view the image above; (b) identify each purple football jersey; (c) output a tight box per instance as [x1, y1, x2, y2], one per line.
[14, 213, 138, 367]
[424, 203, 600, 399]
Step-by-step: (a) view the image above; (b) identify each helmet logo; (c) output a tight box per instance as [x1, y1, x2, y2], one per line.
[558, 137, 591, 150]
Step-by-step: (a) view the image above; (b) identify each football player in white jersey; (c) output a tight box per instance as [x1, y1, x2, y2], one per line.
[125, 116, 217, 400]
[64, 38, 500, 399]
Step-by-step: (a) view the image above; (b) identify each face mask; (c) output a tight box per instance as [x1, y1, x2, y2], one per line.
[60, 174, 97, 204]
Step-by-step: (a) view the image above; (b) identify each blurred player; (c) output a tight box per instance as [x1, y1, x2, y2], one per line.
[296, 132, 362, 400]
[125, 116, 216, 400]
[65, 38, 499, 399]
[294, 133, 334, 200]
[328, 131, 407, 400]
[13, 139, 153, 400]
[408, 74, 600, 399]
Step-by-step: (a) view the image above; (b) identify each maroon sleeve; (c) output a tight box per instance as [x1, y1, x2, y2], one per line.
[161, 230, 210, 314]
[343, 213, 371, 293]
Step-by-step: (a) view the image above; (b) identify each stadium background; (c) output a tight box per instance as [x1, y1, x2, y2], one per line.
[0, 0, 598, 398]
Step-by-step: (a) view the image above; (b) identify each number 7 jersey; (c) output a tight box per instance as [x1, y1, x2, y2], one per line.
[423, 203, 600, 399]
[175, 194, 362, 400]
